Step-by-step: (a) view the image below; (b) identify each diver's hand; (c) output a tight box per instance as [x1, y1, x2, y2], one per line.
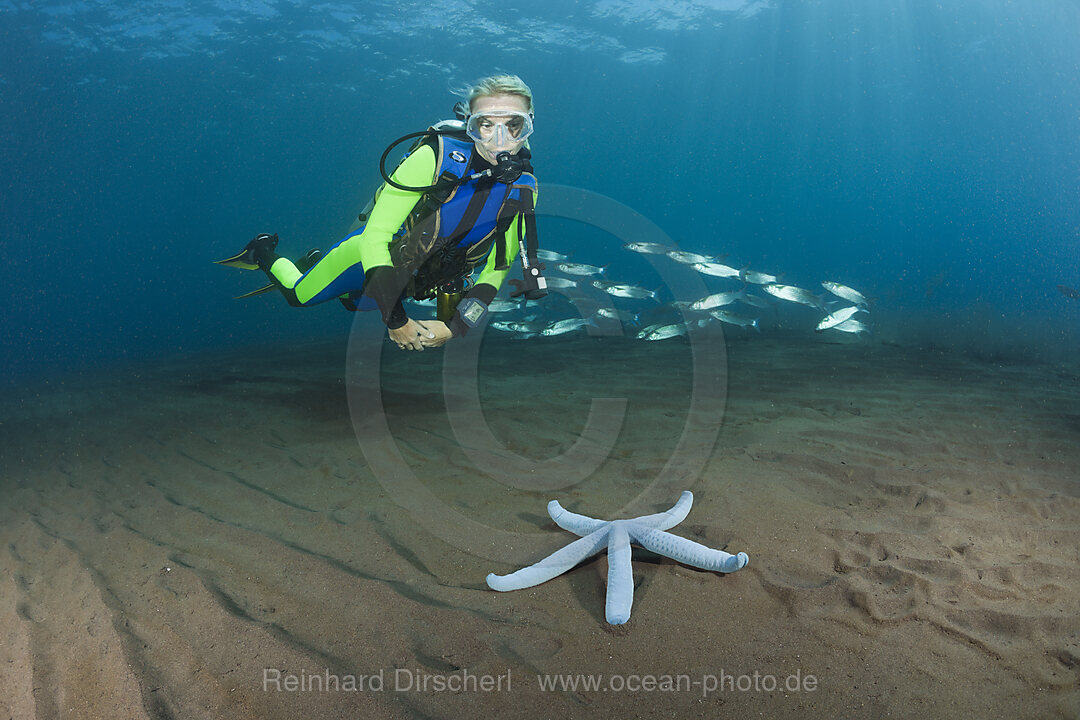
[389, 318, 435, 351]
[417, 320, 453, 348]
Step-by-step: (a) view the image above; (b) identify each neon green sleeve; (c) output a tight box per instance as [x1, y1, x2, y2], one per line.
[355, 143, 437, 270]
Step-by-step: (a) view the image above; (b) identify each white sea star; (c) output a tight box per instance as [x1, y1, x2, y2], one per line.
[486, 491, 749, 624]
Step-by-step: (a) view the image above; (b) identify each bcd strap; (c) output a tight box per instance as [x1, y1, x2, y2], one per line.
[492, 186, 527, 271]
[512, 188, 547, 300]
[428, 170, 461, 204]
[518, 188, 539, 264]
[493, 212, 512, 271]
[523, 194, 539, 263]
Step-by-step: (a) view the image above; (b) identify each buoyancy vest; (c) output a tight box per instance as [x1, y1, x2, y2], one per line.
[390, 134, 538, 296]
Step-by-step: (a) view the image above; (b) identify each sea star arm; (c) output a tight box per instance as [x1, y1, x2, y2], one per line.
[623, 490, 695, 530]
[630, 525, 749, 574]
[547, 500, 608, 536]
[486, 526, 611, 592]
[605, 522, 634, 624]
[551, 490, 696, 537]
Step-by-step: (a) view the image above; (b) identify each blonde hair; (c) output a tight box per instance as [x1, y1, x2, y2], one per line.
[461, 74, 534, 115]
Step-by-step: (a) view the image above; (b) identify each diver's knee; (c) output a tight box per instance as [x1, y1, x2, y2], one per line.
[280, 287, 305, 307]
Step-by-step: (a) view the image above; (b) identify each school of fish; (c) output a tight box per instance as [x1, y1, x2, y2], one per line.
[407, 244, 873, 341]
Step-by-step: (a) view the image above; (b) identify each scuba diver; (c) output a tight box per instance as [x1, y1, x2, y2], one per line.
[217, 74, 547, 351]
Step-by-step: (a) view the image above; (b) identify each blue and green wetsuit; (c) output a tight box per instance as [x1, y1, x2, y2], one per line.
[259, 135, 537, 337]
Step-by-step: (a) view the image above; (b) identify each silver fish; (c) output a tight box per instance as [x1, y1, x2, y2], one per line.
[556, 262, 606, 277]
[736, 293, 772, 310]
[595, 307, 641, 325]
[536, 249, 570, 262]
[637, 323, 687, 341]
[709, 309, 760, 331]
[690, 289, 746, 311]
[542, 276, 579, 290]
[488, 299, 523, 312]
[821, 281, 869, 307]
[816, 306, 865, 331]
[691, 261, 742, 279]
[667, 250, 714, 265]
[541, 318, 594, 336]
[831, 318, 871, 335]
[624, 242, 672, 254]
[761, 283, 825, 310]
[491, 320, 548, 333]
[594, 281, 659, 300]
[742, 269, 780, 285]
[669, 300, 709, 314]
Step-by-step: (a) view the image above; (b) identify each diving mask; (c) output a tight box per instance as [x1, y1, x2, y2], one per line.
[465, 109, 533, 153]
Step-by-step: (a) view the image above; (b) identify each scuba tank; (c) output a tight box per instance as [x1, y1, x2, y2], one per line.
[435, 278, 467, 323]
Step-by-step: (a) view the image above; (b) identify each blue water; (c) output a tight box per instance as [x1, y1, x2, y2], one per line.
[2, 0, 1078, 384]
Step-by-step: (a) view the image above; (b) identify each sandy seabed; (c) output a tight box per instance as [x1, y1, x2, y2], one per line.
[1, 330, 1078, 719]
